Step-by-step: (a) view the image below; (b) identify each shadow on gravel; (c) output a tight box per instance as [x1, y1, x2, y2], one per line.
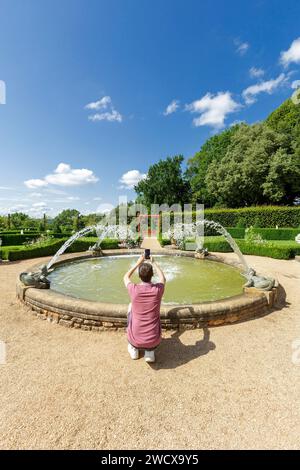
[151, 328, 216, 370]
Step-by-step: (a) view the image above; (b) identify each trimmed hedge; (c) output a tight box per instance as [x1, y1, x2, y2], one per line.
[66, 237, 119, 252]
[0, 233, 43, 246]
[226, 227, 246, 238]
[202, 237, 300, 259]
[252, 227, 300, 240]
[203, 237, 233, 253]
[205, 206, 300, 228]
[160, 234, 300, 259]
[203, 226, 246, 238]
[2, 237, 120, 261]
[169, 206, 300, 228]
[2, 231, 299, 261]
[237, 240, 299, 260]
[0, 230, 41, 235]
[6, 239, 66, 261]
[0, 231, 102, 245]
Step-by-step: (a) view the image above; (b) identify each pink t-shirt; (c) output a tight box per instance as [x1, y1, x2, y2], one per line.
[127, 282, 165, 349]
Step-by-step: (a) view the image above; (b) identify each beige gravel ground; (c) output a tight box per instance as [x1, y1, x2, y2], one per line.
[0, 253, 300, 450]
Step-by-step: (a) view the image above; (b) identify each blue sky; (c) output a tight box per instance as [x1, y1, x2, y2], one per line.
[1, 0, 300, 217]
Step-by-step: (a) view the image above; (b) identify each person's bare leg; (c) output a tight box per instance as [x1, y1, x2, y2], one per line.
[127, 303, 139, 359]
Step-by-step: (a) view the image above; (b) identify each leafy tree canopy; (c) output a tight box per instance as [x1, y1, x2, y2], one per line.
[186, 124, 241, 205]
[205, 123, 300, 207]
[186, 97, 300, 207]
[52, 209, 84, 233]
[135, 155, 191, 207]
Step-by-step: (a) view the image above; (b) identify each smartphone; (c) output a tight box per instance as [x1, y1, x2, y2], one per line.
[144, 248, 151, 260]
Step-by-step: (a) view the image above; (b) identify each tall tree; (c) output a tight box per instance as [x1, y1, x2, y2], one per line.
[186, 124, 241, 206]
[205, 123, 299, 207]
[52, 209, 83, 233]
[135, 155, 191, 207]
[0, 215, 6, 230]
[10, 212, 31, 229]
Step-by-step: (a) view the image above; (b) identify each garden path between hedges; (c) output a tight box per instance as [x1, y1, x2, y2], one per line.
[0, 253, 300, 449]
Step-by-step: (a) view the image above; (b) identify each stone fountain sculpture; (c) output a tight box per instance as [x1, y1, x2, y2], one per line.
[19, 264, 50, 289]
[243, 268, 275, 291]
[195, 247, 209, 259]
[88, 243, 103, 256]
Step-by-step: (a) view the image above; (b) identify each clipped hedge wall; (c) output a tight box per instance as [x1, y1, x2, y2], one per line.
[0, 233, 42, 246]
[203, 237, 233, 253]
[205, 206, 300, 228]
[202, 226, 246, 238]
[0, 231, 106, 245]
[202, 237, 300, 259]
[237, 241, 298, 260]
[252, 228, 300, 240]
[6, 239, 66, 261]
[2, 237, 120, 261]
[0, 230, 40, 235]
[169, 206, 300, 228]
[66, 237, 119, 252]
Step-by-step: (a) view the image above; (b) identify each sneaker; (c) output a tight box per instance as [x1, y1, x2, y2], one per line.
[128, 343, 139, 360]
[144, 350, 155, 363]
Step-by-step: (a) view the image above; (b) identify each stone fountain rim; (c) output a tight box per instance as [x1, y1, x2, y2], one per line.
[16, 249, 279, 329]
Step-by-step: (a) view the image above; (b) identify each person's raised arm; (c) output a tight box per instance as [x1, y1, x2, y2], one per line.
[123, 254, 145, 287]
[151, 256, 166, 285]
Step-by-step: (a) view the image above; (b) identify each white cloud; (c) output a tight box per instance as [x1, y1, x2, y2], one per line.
[242, 73, 287, 104]
[280, 38, 300, 67]
[85, 96, 123, 123]
[234, 39, 249, 56]
[119, 170, 147, 189]
[0, 203, 28, 214]
[45, 188, 68, 195]
[93, 197, 102, 201]
[24, 163, 99, 189]
[66, 196, 80, 201]
[88, 109, 122, 122]
[28, 205, 51, 215]
[163, 100, 180, 116]
[0, 186, 14, 190]
[185, 91, 240, 129]
[24, 178, 48, 189]
[291, 80, 300, 89]
[32, 202, 47, 208]
[249, 67, 265, 78]
[29, 192, 42, 197]
[45, 163, 99, 186]
[12, 204, 27, 210]
[96, 203, 114, 214]
[85, 96, 111, 110]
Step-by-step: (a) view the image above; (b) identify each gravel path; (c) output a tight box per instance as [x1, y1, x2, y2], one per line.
[0, 254, 300, 449]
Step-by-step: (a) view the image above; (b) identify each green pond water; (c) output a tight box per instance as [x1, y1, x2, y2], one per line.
[48, 255, 245, 305]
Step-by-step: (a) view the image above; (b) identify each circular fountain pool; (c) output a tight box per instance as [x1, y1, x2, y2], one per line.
[17, 250, 276, 330]
[48, 254, 245, 304]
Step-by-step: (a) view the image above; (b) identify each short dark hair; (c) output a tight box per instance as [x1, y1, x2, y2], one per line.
[138, 262, 153, 283]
